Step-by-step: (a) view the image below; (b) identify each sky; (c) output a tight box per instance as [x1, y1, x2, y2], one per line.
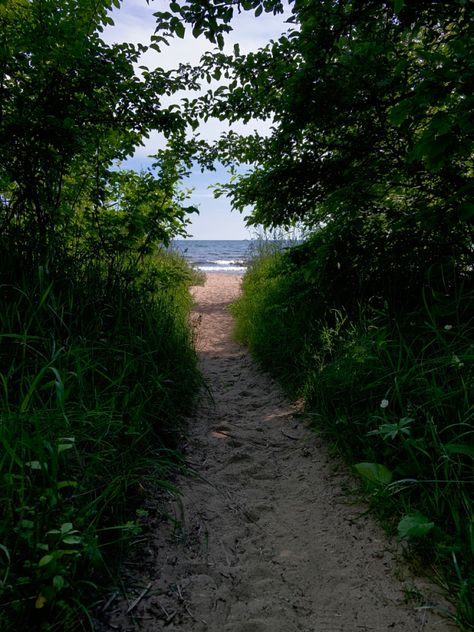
[103, 0, 290, 239]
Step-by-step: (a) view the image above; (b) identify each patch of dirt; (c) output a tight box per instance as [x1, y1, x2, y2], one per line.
[96, 273, 456, 632]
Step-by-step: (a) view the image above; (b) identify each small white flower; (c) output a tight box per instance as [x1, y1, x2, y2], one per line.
[444, 324, 453, 331]
[380, 399, 389, 409]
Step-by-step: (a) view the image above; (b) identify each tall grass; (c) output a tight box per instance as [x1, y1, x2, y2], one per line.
[0, 250, 201, 630]
[232, 247, 474, 629]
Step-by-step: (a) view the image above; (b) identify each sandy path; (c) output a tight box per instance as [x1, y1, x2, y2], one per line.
[99, 274, 455, 632]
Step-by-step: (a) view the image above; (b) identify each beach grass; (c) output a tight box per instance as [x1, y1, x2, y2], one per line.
[0, 249, 201, 630]
[232, 246, 474, 629]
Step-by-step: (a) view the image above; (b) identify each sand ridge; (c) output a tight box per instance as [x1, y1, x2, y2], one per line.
[98, 273, 455, 631]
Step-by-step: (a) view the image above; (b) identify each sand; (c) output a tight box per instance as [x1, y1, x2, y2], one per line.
[97, 273, 456, 632]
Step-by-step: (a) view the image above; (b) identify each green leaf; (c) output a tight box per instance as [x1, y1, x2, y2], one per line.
[445, 443, 474, 460]
[398, 512, 434, 539]
[388, 100, 412, 126]
[53, 575, 65, 591]
[57, 444, 73, 454]
[62, 536, 82, 545]
[39, 554, 54, 567]
[175, 21, 185, 38]
[393, 0, 404, 13]
[354, 462, 392, 485]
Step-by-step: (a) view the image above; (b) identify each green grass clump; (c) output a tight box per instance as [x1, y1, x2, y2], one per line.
[0, 250, 200, 631]
[233, 245, 474, 629]
[232, 248, 312, 392]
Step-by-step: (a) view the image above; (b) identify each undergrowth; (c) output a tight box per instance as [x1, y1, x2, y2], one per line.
[0, 250, 201, 631]
[232, 245, 474, 630]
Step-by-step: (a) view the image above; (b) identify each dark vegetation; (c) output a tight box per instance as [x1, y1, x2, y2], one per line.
[1, 0, 473, 629]
[0, 1, 202, 629]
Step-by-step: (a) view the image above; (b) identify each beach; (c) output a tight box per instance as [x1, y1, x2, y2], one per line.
[100, 273, 454, 631]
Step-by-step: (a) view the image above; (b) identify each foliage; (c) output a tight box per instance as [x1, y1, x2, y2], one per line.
[0, 0, 196, 266]
[0, 1, 202, 629]
[165, 0, 474, 312]
[0, 250, 200, 631]
[232, 247, 474, 628]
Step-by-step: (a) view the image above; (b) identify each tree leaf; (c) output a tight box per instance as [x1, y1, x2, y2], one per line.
[39, 554, 54, 567]
[175, 21, 185, 38]
[388, 100, 412, 126]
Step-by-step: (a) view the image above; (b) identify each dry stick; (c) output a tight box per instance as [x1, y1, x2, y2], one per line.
[281, 429, 300, 441]
[176, 583, 208, 625]
[158, 602, 177, 625]
[101, 591, 118, 612]
[126, 582, 152, 614]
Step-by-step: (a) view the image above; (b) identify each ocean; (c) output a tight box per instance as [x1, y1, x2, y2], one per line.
[172, 240, 252, 274]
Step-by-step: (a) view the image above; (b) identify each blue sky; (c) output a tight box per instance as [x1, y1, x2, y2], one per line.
[103, 0, 290, 239]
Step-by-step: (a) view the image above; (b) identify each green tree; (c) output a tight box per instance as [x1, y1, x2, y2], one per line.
[162, 0, 474, 308]
[0, 0, 194, 270]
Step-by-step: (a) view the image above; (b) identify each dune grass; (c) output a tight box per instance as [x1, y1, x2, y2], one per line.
[0, 250, 201, 630]
[232, 246, 474, 630]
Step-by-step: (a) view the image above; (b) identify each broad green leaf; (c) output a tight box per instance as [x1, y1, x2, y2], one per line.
[398, 512, 434, 538]
[354, 462, 393, 485]
[175, 21, 185, 38]
[38, 554, 54, 567]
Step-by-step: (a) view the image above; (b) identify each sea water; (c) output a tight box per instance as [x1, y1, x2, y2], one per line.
[172, 240, 252, 274]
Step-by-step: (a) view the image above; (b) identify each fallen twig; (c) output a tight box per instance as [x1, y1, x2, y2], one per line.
[126, 582, 152, 614]
[281, 429, 300, 440]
